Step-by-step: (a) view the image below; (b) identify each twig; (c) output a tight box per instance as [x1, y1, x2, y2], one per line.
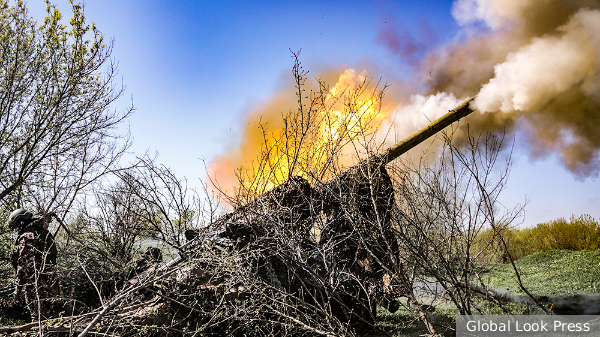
[77, 282, 145, 337]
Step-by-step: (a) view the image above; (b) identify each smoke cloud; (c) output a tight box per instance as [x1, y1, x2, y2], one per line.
[390, 0, 600, 177]
[474, 8, 600, 113]
[381, 92, 462, 142]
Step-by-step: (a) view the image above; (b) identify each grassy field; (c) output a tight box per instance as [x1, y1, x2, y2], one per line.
[481, 249, 600, 296]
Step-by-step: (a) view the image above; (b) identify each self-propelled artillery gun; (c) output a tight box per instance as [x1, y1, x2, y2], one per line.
[160, 97, 476, 330]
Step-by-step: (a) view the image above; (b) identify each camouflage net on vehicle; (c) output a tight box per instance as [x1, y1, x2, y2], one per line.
[0, 163, 410, 337]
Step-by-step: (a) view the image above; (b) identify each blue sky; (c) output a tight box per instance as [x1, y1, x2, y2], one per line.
[27, 0, 600, 226]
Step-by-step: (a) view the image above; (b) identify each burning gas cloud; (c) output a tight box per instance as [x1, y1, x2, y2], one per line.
[210, 0, 600, 197]
[208, 66, 393, 197]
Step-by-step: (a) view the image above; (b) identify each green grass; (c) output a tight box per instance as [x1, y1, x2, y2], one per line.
[480, 249, 600, 297]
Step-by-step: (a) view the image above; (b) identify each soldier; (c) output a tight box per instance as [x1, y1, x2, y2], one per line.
[125, 246, 163, 281]
[8, 208, 61, 321]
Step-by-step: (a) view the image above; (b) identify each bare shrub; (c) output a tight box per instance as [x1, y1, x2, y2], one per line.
[24, 52, 403, 337]
[387, 129, 550, 331]
[50, 155, 207, 313]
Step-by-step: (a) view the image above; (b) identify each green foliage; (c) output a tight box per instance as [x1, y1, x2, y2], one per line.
[375, 302, 458, 337]
[0, 0, 131, 211]
[0, 207, 14, 287]
[378, 249, 600, 335]
[0, 0, 133, 297]
[529, 215, 600, 251]
[374, 297, 536, 336]
[0, 232, 14, 288]
[0, 316, 26, 327]
[474, 214, 600, 262]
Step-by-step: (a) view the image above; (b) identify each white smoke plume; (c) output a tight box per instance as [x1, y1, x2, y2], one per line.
[474, 8, 600, 113]
[384, 0, 600, 176]
[383, 92, 462, 142]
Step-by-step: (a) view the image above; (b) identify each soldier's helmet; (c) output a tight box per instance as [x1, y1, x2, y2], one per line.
[145, 247, 163, 263]
[7, 208, 33, 229]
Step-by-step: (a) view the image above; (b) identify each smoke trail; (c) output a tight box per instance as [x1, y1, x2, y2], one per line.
[381, 92, 461, 142]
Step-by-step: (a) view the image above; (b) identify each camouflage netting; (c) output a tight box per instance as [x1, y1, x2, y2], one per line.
[0, 163, 410, 336]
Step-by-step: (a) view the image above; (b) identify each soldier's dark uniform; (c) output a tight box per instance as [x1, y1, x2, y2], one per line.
[125, 246, 163, 281]
[8, 209, 61, 320]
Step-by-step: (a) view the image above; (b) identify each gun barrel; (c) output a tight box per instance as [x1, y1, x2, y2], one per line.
[379, 97, 475, 164]
[156, 238, 196, 272]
